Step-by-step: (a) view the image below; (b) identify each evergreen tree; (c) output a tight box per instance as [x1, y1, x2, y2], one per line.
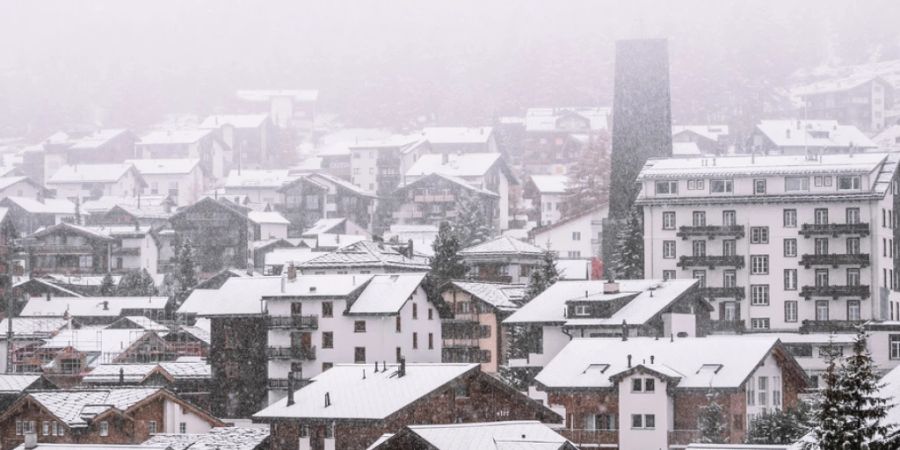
[524, 250, 559, 301]
[746, 403, 812, 444]
[99, 273, 116, 296]
[810, 338, 852, 450]
[175, 238, 198, 307]
[430, 221, 468, 284]
[835, 327, 893, 449]
[115, 269, 157, 296]
[611, 206, 644, 279]
[561, 132, 611, 218]
[698, 390, 727, 444]
[453, 192, 492, 248]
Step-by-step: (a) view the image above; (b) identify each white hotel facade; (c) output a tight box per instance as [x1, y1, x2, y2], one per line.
[636, 152, 900, 333]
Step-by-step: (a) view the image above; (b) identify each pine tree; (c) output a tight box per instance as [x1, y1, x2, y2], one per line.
[746, 403, 812, 444]
[115, 269, 157, 296]
[611, 206, 643, 279]
[810, 338, 851, 450]
[430, 221, 468, 284]
[561, 132, 611, 218]
[99, 273, 116, 297]
[175, 238, 198, 307]
[453, 192, 493, 248]
[698, 390, 727, 443]
[524, 250, 559, 301]
[835, 327, 893, 449]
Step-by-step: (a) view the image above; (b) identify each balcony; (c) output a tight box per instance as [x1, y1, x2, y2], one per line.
[558, 429, 618, 447]
[669, 430, 702, 446]
[696, 286, 745, 299]
[676, 225, 745, 240]
[799, 253, 870, 268]
[800, 285, 870, 300]
[267, 377, 312, 390]
[267, 315, 319, 330]
[677, 255, 745, 269]
[28, 245, 95, 254]
[800, 223, 870, 238]
[708, 320, 745, 334]
[266, 346, 317, 360]
[800, 320, 865, 334]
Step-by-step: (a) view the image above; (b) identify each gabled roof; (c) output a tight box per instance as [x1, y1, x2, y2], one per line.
[529, 175, 568, 194]
[106, 316, 169, 332]
[248, 211, 290, 225]
[224, 169, 293, 189]
[125, 158, 201, 175]
[20, 296, 168, 317]
[0, 374, 43, 393]
[177, 277, 280, 317]
[29, 222, 114, 242]
[637, 152, 889, 180]
[348, 273, 427, 315]
[530, 205, 607, 238]
[138, 129, 212, 146]
[301, 218, 347, 236]
[82, 361, 211, 384]
[405, 153, 503, 178]
[298, 241, 430, 271]
[0, 176, 44, 193]
[376, 421, 574, 450]
[264, 248, 320, 267]
[297, 172, 377, 198]
[254, 363, 479, 420]
[524, 107, 610, 132]
[879, 365, 900, 430]
[673, 142, 702, 156]
[141, 425, 270, 450]
[672, 125, 730, 142]
[1, 197, 77, 215]
[754, 120, 876, 149]
[459, 236, 546, 258]
[421, 127, 493, 145]
[68, 129, 133, 150]
[535, 336, 791, 390]
[169, 197, 247, 221]
[200, 114, 269, 129]
[395, 172, 499, 198]
[447, 281, 524, 311]
[47, 164, 142, 185]
[0, 317, 70, 339]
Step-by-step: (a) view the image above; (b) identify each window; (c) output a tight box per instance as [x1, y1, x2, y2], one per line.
[645, 378, 655, 392]
[644, 414, 656, 429]
[837, 175, 861, 190]
[710, 179, 733, 193]
[100, 421, 109, 437]
[662, 212, 676, 230]
[847, 268, 860, 286]
[753, 179, 766, 194]
[179, 422, 187, 434]
[428, 308, 433, 320]
[815, 238, 829, 255]
[428, 333, 434, 350]
[15, 420, 22, 436]
[322, 301, 333, 318]
[750, 255, 768, 274]
[693, 270, 707, 288]
[692, 211, 706, 227]
[750, 318, 770, 330]
[785, 301, 798, 323]
[575, 305, 589, 316]
[692, 240, 706, 257]
[354, 321, 366, 333]
[322, 332, 334, 349]
[848, 300, 861, 321]
[148, 421, 157, 434]
[567, 250, 581, 258]
[723, 239, 736, 256]
[354, 347, 366, 363]
[890, 335, 900, 360]
[846, 208, 861, 224]
[815, 269, 829, 287]
[751, 285, 769, 305]
[412, 303, 418, 319]
[784, 269, 797, 290]
[42, 421, 49, 436]
[632, 378, 643, 392]
[663, 270, 676, 281]
[663, 241, 676, 259]
[631, 414, 655, 429]
[596, 414, 616, 431]
[723, 210, 736, 226]
[687, 179, 704, 190]
[750, 227, 769, 244]
[785, 176, 810, 191]
[847, 237, 860, 255]
[773, 376, 782, 407]
[723, 270, 736, 288]
[784, 238, 797, 257]
[758, 377, 768, 406]
[816, 301, 830, 321]
[572, 231, 581, 241]
[413, 332, 418, 349]
[784, 209, 797, 228]
[631, 414, 643, 428]
[655, 181, 678, 194]
[814, 208, 829, 225]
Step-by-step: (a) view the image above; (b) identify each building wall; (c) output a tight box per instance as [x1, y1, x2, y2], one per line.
[617, 372, 671, 450]
[209, 316, 268, 418]
[440, 288, 503, 373]
[0, 181, 41, 200]
[140, 168, 204, 207]
[49, 171, 141, 204]
[532, 208, 606, 260]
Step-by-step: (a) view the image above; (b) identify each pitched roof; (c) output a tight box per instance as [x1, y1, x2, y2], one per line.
[264, 248, 320, 267]
[524, 107, 610, 132]
[448, 281, 524, 311]
[637, 152, 889, 180]
[248, 211, 290, 225]
[754, 120, 876, 149]
[125, 158, 200, 175]
[406, 153, 502, 178]
[82, 361, 211, 384]
[224, 169, 293, 189]
[379, 421, 573, 450]
[395, 172, 499, 197]
[68, 129, 131, 150]
[304, 172, 377, 198]
[880, 365, 900, 431]
[503, 279, 699, 325]
[200, 114, 269, 129]
[0, 374, 43, 393]
[47, 164, 141, 184]
[26, 388, 161, 426]
[106, 316, 169, 331]
[301, 218, 347, 236]
[141, 426, 270, 450]
[0, 176, 42, 192]
[299, 241, 430, 271]
[29, 222, 114, 241]
[20, 296, 168, 317]
[2, 197, 77, 215]
[672, 125, 729, 142]
[673, 141, 702, 156]
[459, 236, 546, 258]
[177, 277, 280, 316]
[529, 175, 568, 194]
[348, 273, 427, 315]
[535, 336, 786, 390]
[138, 129, 212, 145]
[0, 317, 69, 339]
[41, 327, 155, 355]
[253, 363, 479, 420]
[421, 127, 493, 144]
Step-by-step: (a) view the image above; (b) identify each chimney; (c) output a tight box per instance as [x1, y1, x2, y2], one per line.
[287, 263, 297, 281]
[398, 357, 406, 377]
[407, 239, 414, 258]
[362, 369, 366, 379]
[621, 320, 628, 341]
[324, 392, 331, 407]
[603, 281, 620, 294]
[102, 301, 109, 311]
[119, 367, 124, 385]
[382, 361, 387, 372]
[650, 355, 655, 364]
[24, 432, 37, 449]
[281, 274, 286, 293]
[286, 371, 295, 406]
[46, 292, 52, 301]
[375, 361, 379, 372]
[627, 354, 632, 368]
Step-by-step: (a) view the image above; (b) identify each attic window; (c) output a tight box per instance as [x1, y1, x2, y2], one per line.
[697, 364, 724, 374]
[309, 286, 317, 293]
[583, 363, 610, 374]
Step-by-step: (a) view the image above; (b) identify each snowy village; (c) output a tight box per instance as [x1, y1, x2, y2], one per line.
[1, 2, 900, 450]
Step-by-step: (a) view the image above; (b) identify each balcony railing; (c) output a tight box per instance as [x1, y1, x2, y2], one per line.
[677, 255, 745, 269]
[27, 245, 96, 254]
[669, 430, 702, 446]
[800, 320, 866, 334]
[266, 346, 317, 360]
[799, 222, 870, 238]
[676, 225, 745, 240]
[558, 429, 618, 446]
[708, 320, 745, 334]
[267, 377, 312, 390]
[696, 286, 745, 299]
[799, 253, 870, 268]
[800, 285, 870, 300]
[267, 315, 319, 330]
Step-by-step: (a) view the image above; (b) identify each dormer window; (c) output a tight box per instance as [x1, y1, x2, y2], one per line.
[655, 181, 678, 195]
[574, 305, 589, 316]
[632, 377, 655, 392]
[710, 179, 733, 194]
[837, 175, 861, 190]
[785, 176, 810, 192]
[697, 363, 724, 374]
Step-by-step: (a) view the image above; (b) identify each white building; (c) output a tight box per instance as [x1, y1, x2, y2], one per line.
[636, 153, 900, 333]
[46, 164, 146, 204]
[126, 158, 205, 207]
[248, 211, 290, 240]
[524, 175, 568, 227]
[420, 126, 498, 154]
[136, 128, 229, 181]
[0, 177, 44, 200]
[748, 120, 877, 155]
[223, 169, 293, 204]
[530, 205, 607, 260]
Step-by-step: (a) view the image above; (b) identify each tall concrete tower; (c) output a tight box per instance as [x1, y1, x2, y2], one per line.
[603, 39, 673, 270]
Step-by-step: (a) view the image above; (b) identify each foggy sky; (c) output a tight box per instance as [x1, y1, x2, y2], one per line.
[1, 0, 899, 138]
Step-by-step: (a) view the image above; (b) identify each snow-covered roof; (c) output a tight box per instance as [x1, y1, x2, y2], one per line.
[312, 233, 368, 250]
[68, 129, 131, 150]
[792, 72, 886, 98]
[405, 153, 502, 178]
[299, 241, 429, 271]
[138, 129, 212, 146]
[672, 141, 702, 156]
[82, 361, 211, 384]
[107, 316, 169, 332]
[224, 169, 293, 189]
[29, 222, 114, 241]
[348, 273, 426, 315]
[177, 277, 279, 316]
[880, 365, 900, 430]
[254, 363, 479, 420]
[554, 259, 591, 280]
[672, 125, 729, 142]
[0, 176, 41, 192]
[637, 153, 890, 180]
[141, 426, 270, 450]
[41, 327, 153, 355]
[459, 236, 546, 258]
[386, 421, 572, 450]
[236, 89, 319, 103]
[449, 281, 524, 311]
[200, 114, 269, 129]
[20, 296, 167, 317]
[0, 318, 69, 339]
[2, 197, 76, 215]
[305, 172, 377, 197]
[529, 175, 568, 194]
[248, 211, 290, 225]
[421, 127, 493, 144]
[80, 195, 171, 216]
[264, 248, 319, 267]
[503, 279, 698, 325]
[42, 274, 122, 287]
[0, 374, 42, 393]
[267, 274, 373, 299]
[535, 336, 783, 390]
[347, 134, 423, 150]
[754, 120, 876, 149]
[395, 172, 499, 197]
[301, 218, 346, 236]
[524, 107, 610, 132]
[125, 158, 200, 175]
[16, 444, 170, 450]
[47, 164, 138, 184]
[873, 124, 900, 149]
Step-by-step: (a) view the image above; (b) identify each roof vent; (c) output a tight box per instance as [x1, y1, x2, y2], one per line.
[309, 286, 317, 293]
[603, 281, 619, 294]
[324, 392, 331, 407]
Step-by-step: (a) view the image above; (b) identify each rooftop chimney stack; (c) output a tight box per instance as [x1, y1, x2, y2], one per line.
[119, 367, 124, 385]
[650, 355, 655, 364]
[324, 392, 331, 407]
[627, 354, 632, 368]
[621, 320, 628, 341]
[398, 357, 406, 378]
[286, 371, 295, 406]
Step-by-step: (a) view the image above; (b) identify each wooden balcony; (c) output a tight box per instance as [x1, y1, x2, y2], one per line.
[28, 244, 96, 254]
[676, 225, 745, 240]
[799, 253, 870, 268]
[799, 222, 870, 238]
[266, 315, 319, 330]
[800, 285, 870, 300]
[677, 255, 745, 269]
[696, 286, 745, 299]
[800, 320, 865, 334]
[266, 346, 317, 360]
[708, 320, 745, 334]
[558, 429, 618, 447]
